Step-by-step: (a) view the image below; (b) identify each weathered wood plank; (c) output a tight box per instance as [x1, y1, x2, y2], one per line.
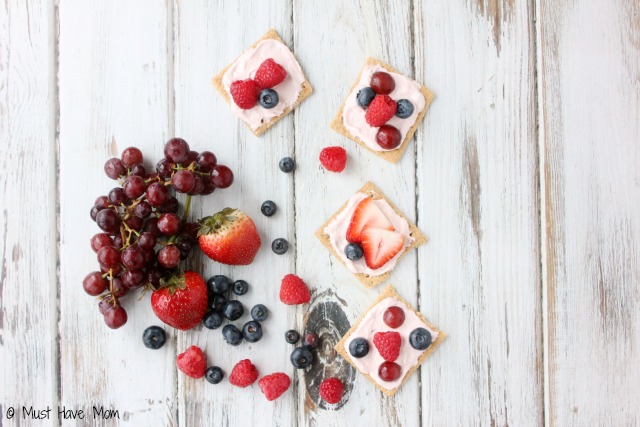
[538, 0, 640, 425]
[0, 0, 58, 418]
[173, 1, 298, 425]
[293, 0, 421, 425]
[58, 1, 176, 424]
[414, 1, 543, 425]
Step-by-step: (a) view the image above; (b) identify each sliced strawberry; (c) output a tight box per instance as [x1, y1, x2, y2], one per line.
[346, 197, 394, 243]
[361, 228, 405, 270]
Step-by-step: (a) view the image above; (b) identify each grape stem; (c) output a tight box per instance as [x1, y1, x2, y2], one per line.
[182, 194, 192, 222]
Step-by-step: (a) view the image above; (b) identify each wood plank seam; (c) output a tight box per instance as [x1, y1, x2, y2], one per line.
[53, 0, 62, 415]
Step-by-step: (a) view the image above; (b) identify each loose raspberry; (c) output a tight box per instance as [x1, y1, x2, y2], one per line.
[229, 359, 259, 387]
[373, 331, 402, 362]
[254, 58, 287, 88]
[176, 346, 206, 379]
[319, 146, 347, 173]
[319, 377, 344, 404]
[258, 372, 291, 401]
[279, 274, 311, 305]
[230, 79, 259, 109]
[365, 95, 397, 127]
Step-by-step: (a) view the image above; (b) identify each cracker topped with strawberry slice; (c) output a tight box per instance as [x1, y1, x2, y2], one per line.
[315, 182, 427, 288]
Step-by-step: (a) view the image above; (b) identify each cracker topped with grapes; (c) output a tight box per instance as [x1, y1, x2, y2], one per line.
[330, 57, 434, 163]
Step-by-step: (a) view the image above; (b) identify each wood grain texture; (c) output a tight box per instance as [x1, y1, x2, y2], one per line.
[414, 1, 543, 426]
[0, 0, 58, 417]
[293, 0, 422, 425]
[538, 0, 640, 425]
[58, 1, 176, 424]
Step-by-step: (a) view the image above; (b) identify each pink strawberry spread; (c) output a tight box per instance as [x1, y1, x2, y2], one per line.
[344, 297, 438, 390]
[323, 192, 412, 276]
[222, 39, 305, 131]
[343, 65, 426, 152]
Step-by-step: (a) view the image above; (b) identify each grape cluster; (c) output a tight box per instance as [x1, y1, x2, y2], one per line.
[83, 138, 234, 329]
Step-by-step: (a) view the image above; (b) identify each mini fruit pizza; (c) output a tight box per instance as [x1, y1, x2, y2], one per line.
[212, 29, 313, 136]
[330, 57, 434, 163]
[315, 182, 427, 288]
[335, 285, 445, 397]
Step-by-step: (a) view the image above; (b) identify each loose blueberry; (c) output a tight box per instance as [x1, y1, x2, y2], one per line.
[207, 275, 231, 294]
[279, 157, 295, 173]
[210, 293, 227, 312]
[272, 238, 289, 255]
[222, 324, 243, 346]
[290, 346, 314, 369]
[222, 300, 244, 321]
[232, 280, 249, 296]
[142, 326, 166, 350]
[205, 366, 224, 384]
[261, 200, 277, 217]
[242, 320, 263, 343]
[349, 337, 369, 358]
[251, 304, 269, 322]
[409, 327, 432, 350]
[344, 243, 364, 261]
[203, 311, 224, 330]
[258, 88, 279, 109]
[285, 330, 300, 344]
[303, 331, 319, 349]
[395, 99, 414, 118]
[356, 86, 376, 108]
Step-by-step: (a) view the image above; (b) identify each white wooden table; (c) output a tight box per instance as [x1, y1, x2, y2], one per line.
[1, 0, 639, 426]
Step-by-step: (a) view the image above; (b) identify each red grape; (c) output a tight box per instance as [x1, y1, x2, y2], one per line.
[97, 246, 121, 268]
[121, 245, 145, 269]
[376, 125, 402, 150]
[96, 209, 121, 234]
[143, 217, 162, 237]
[90, 206, 102, 221]
[94, 195, 110, 209]
[111, 277, 128, 298]
[130, 164, 147, 177]
[383, 306, 405, 328]
[158, 245, 180, 268]
[378, 361, 402, 382]
[370, 72, 395, 95]
[176, 239, 192, 260]
[164, 138, 190, 163]
[211, 165, 234, 189]
[201, 176, 216, 195]
[125, 216, 144, 231]
[122, 269, 144, 288]
[183, 222, 200, 240]
[104, 158, 127, 179]
[91, 233, 113, 253]
[186, 150, 199, 165]
[171, 170, 195, 193]
[83, 272, 108, 296]
[112, 234, 124, 249]
[187, 175, 204, 195]
[100, 263, 122, 276]
[133, 201, 152, 218]
[146, 182, 169, 206]
[123, 175, 146, 199]
[157, 196, 178, 214]
[158, 213, 181, 236]
[196, 151, 217, 172]
[137, 232, 156, 250]
[104, 305, 128, 329]
[98, 295, 118, 315]
[156, 159, 174, 178]
[108, 187, 129, 205]
[121, 147, 143, 168]
[144, 269, 162, 287]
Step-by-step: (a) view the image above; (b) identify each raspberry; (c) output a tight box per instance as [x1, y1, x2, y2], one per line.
[319, 377, 344, 404]
[176, 346, 206, 379]
[230, 79, 259, 109]
[319, 146, 347, 173]
[279, 274, 311, 305]
[254, 58, 287, 88]
[229, 359, 259, 387]
[373, 331, 401, 362]
[258, 372, 291, 401]
[365, 95, 397, 127]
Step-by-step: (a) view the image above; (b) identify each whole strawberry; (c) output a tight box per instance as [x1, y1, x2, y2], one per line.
[198, 208, 262, 265]
[151, 271, 208, 330]
[176, 345, 206, 379]
[319, 377, 344, 404]
[229, 359, 259, 388]
[373, 331, 402, 362]
[258, 372, 291, 401]
[319, 146, 347, 173]
[230, 79, 259, 109]
[254, 58, 287, 88]
[279, 274, 311, 305]
[365, 95, 397, 127]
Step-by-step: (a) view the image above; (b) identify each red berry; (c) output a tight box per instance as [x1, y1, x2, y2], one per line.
[370, 71, 395, 94]
[279, 274, 311, 305]
[319, 377, 344, 404]
[319, 146, 347, 173]
[146, 182, 169, 206]
[254, 58, 287, 89]
[97, 246, 120, 269]
[211, 165, 234, 189]
[158, 245, 181, 268]
[91, 233, 113, 253]
[258, 372, 291, 401]
[176, 346, 206, 379]
[230, 79, 259, 109]
[164, 138, 191, 163]
[120, 147, 143, 168]
[378, 361, 402, 382]
[187, 175, 204, 195]
[365, 95, 397, 127]
[123, 175, 146, 199]
[137, 232, 156, 250]
[172, 170, 196, 193]
[104, 158, 126, 180]
[376, 125, 402, 150]
[158, 213, 181, 236]
[121, 245, 146, 269]
[98, 295, 118, 315]
[83, 272, 108, 296]
[121, 269, 144, 289]
[104, 305, 128, 329]
[229, 359, 259, 387]
[110, 277, 128, 298]
[383, 306, 405, 328]
[196, 151, 217, 172]
[373, 331, 402, 362]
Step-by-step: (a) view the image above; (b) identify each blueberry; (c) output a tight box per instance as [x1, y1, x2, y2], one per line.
[303, 331, 319, 349]
[232, 280, 249, 296]
[222, 300, 244, 321]
[207, 275, 231, 294]
[250, 304, 269, 322]
[205, 366, 224, 384]
[222, 324, 243, 346]
[395, 99, 414, 119]
[279, 157, 295, 173]
[203, 311, 224, 329]
[142, 326, 166, 350]
[210, 293, 227, 312]
[344, 243, 363, 261]
[242, 320, 263, 343]
[272, 238, 289, 255]
[356, 86, 376, 107]
[259, 88, 279, 109]
[290, 346, 314, 369]
[348, 337, 369, 358]
[409, 327, 432, 350]
[285, 330, 300, 344]
[261, 200, 277, 217]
